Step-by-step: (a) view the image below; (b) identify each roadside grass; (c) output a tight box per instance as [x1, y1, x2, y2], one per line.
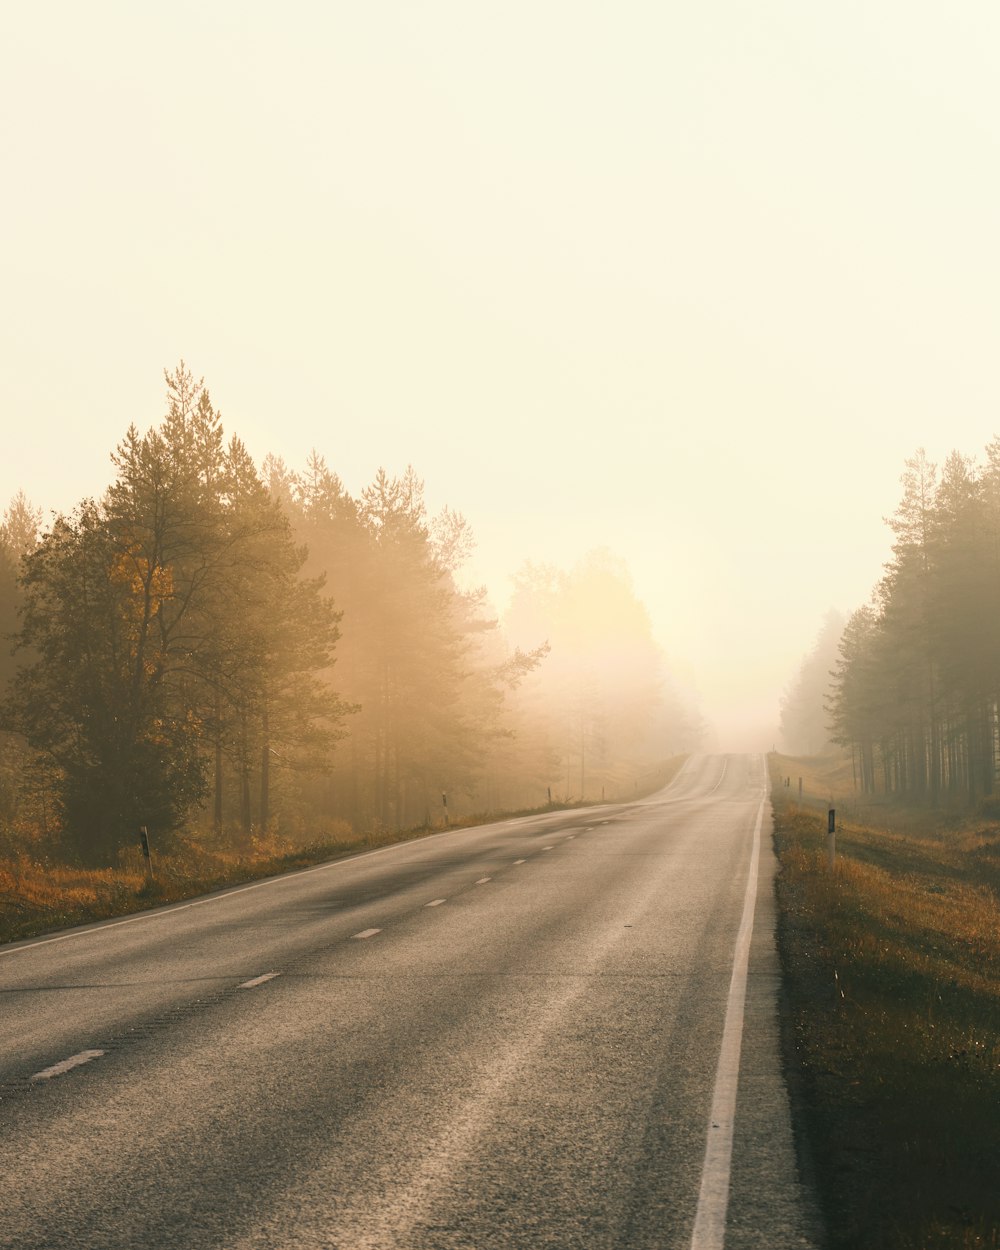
[0, 755, 687, 947]
[772, 754, 1000, 1249]
[0, 826, 383, 946]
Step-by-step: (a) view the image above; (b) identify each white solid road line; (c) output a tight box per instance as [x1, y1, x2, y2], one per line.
[424, 899, 447, 907]
[689, 766, 766, 1250]
[237, 972, 281, 989]
[31, 1050, 105, 1082]
[352, 928, 382, 940]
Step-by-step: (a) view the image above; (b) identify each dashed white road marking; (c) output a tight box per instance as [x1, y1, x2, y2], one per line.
[708, 756, 730, 795]
[565, 835, 575, 840]
[0, 816, 515, 961]
[31, 1050, 105, 1082]
[689, 774, 766, 1250]
[542, 846, 554, 851]
[475, 877, 491, 885]
[424, 899, 447, 907]
[513, 859, 526, 865]
[238, 972, 280, 989]
[352, 928, 382, 939]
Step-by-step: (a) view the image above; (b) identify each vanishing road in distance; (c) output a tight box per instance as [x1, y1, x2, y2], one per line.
[0, 754, 817, 1249]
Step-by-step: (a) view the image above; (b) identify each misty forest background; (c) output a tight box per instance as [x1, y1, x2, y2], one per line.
[0, 366, 702, 868]
[783, 442, 1000, 808]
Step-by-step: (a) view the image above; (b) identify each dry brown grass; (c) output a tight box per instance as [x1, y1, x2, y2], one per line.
[0, 827, 362, 945]
[773, 753, 1000, 1249]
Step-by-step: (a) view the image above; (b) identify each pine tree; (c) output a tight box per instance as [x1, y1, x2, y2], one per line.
[4, 366, 349, 860]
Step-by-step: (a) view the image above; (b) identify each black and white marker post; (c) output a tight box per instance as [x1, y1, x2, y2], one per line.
[139, 825, 154, 884]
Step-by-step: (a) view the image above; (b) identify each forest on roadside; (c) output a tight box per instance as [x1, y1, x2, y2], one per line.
[0, 365, 700, 867]
[783, 443, 1000, 807]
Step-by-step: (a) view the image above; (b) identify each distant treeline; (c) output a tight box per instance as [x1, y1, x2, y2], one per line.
[779, 609, 844, 758]
[823, 444, 1000, 803]
[0, 365, 699, 865]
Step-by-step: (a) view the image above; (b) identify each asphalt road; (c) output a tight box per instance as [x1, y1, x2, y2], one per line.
[0, 753, 819, 1249]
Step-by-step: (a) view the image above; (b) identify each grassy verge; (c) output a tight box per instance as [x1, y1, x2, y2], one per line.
[0, 755, 687, 947]
[772, 754, 1000, 1249]
[0, 827, 407, 946]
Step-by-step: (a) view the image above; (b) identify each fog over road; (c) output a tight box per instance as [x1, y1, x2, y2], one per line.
[0, 755, 817, 1249]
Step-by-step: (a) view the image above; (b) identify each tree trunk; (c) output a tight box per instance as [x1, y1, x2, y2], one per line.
[240, 715, 252, 838]
[259, 700, 270, 834]
[214, 692, 223, 835]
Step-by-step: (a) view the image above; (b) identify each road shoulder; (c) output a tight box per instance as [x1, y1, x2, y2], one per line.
[726, 799, 824, 1249]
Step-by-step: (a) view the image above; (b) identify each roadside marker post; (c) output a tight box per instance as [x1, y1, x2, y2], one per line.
[442, 792, 449, 828]
[139, 825, 154, 883]
[827, 809, 836, 869]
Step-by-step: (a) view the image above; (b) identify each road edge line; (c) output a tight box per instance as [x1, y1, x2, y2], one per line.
[689, 764, 765, 1250]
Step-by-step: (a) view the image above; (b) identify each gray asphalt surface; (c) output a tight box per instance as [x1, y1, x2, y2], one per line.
[0, 753, 819, 1249]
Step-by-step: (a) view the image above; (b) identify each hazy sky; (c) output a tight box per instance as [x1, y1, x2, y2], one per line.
[3, 2, 1000, 747]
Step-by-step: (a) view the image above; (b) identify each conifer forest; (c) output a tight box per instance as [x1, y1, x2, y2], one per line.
[0, 366, 696, 866]
[818, 445, 1000, 804]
